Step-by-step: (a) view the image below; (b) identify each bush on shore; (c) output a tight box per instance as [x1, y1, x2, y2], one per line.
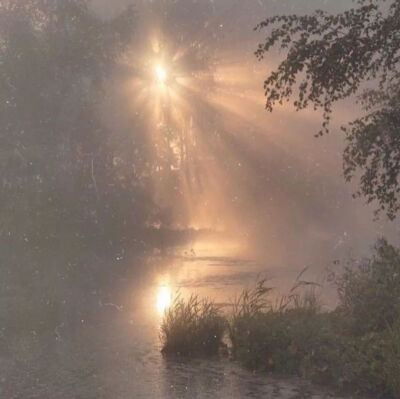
[335, 238, 400, 335]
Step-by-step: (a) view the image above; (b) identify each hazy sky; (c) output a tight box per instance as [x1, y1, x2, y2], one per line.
[89, 0, 400, 274]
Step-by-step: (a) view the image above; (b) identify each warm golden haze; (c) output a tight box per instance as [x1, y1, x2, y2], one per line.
[155, 64, 167, 84]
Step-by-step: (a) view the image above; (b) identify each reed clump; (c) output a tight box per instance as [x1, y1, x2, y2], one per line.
[160, 294, 226, 356]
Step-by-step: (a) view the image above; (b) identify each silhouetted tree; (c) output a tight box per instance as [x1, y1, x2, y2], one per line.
[0, 0, 157, 245]
[256, 0, 400, 219]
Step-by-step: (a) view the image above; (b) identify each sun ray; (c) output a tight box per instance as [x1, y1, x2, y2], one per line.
[124, 39, 320, 231]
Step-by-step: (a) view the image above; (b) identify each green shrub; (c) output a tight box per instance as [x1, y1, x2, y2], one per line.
[383, 320, 400, 398]
[160, 294, 226, 356]
[335, 238, 400, 335]
[342, 331, 392, 394]
[229, 277, 325, 373]
[301, 324, 400, 398]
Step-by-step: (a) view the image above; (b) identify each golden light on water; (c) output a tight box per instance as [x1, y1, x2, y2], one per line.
[156, 285, 172, 314]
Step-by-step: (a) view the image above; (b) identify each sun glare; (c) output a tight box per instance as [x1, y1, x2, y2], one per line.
[127, 46, 265, 231]
[156, 285, 172, 314]
[155, 65, 167, 84]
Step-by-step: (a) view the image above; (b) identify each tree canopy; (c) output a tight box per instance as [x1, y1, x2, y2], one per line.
[256, 0, 400, 219]
[0, 0, 154, 245]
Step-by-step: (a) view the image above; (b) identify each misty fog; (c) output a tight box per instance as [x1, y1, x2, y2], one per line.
[2, 1, 399, 398]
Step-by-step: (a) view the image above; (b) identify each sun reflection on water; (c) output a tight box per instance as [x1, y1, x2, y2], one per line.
[157, 285, 172, 315]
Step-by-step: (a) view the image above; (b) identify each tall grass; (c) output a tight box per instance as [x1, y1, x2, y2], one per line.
[160, 294, 226, 356]
[229, 272, 324, 373]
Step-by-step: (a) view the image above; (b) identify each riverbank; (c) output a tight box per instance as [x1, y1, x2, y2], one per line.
[160, 238, 400, 398]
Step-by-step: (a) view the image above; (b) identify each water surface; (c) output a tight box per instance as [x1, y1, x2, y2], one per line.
[1, 236, 362, 399]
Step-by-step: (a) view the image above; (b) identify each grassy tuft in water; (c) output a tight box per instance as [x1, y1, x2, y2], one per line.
[160, 294, 226, 356]
[159, 239, 400, 398]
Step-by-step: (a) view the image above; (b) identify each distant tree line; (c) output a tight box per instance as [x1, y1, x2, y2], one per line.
[0, 0, 223, 249]
[0, 0, 157, 247]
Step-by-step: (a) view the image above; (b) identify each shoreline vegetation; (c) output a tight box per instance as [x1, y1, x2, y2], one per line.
[160, 238, 400, 398]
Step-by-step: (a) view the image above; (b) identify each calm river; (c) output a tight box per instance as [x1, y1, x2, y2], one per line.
[2, 235, 362, 399]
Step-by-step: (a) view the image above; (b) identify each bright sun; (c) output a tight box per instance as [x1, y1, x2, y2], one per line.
[155, 65, 167, 83]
